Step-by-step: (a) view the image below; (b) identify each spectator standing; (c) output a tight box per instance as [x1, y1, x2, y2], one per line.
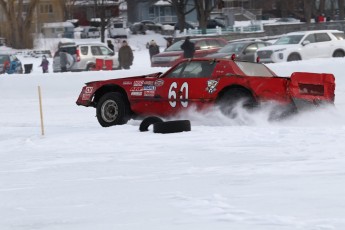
[107, 40, 114, 52]
[39, 55, 49, 73]
[180, 36, 195, 58]
[59, 49, 69, 72]
[148, 40, 160, 63]
[118, 40, 134, 70]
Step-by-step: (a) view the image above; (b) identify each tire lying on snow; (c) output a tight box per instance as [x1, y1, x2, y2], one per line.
[139, 116, 163, 132]
[153, 120, 191, 134]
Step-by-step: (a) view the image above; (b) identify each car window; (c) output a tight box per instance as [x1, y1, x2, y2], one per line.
[60, 46, 76, 55]
[197, 40, 208, 50]
[0, 55, 9, 63]
[257, 42, 269, 48]
[80, 46, 88, 55]
[218, 43, 246, 53]
[332, 32, 345, 40]
[315, 33, 331, 42]
[274, 35, 304, 45]
[165, 61, 215, 78]
[99, 46, 112, 55]
[91, 46, 102, 55]
[165, 40, 184, 51]
[235, 61, 275, 77]
[207, 40, 223, 48]
[304, 34, 316, 43]
[244, 44, 258, 54]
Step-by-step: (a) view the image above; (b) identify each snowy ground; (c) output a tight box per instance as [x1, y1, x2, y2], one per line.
[1, 32, 345, 230]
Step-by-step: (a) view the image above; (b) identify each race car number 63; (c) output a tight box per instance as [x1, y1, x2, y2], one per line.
[168, 82, 188, 108]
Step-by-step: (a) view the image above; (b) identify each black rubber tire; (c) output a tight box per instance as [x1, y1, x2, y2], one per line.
[218, 88, 256, 117]
[153, 120, 191, 134]
[86, 63, 95, 71]
[139, 116, 163, 132]
[96, 92, 129, 127]
[287, 53, 301, 62]
[333, 50, 345, 57]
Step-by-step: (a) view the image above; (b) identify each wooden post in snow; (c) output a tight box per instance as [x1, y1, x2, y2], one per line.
[38, 86, 45, 136]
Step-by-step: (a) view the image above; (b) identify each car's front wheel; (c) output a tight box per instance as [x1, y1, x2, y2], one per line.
[96, 92, 129, 127]
[333, 50, 345, 57]
[287, 53, 301, 62]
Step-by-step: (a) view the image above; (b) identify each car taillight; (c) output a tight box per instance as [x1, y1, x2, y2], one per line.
[76, 49, 81, 62]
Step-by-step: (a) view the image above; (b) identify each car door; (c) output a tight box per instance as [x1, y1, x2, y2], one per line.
[132, 60, 216, 116]
[314, 32, 333, 58]
[240, 43, 258, 62]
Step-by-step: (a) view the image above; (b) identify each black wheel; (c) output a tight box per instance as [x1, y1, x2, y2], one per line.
[139, 116, 163, 132]
[287, 53, 301, 62]
[86, 64, 95, 71]
[218, 88, 256, 118]
[153, 120, 191, 134]
[333, 50, 344, 57]
[96, 92, 129, 127]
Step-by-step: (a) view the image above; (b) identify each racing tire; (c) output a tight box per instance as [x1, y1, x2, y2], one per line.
[218, 88, 256, 118]
[153, 120, 191, 134]
[96, 92, 129, 127]
[287, 53, 301, 62]
[139, 116, 163, 132]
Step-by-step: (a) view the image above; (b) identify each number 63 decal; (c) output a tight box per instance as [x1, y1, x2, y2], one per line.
[168, 82, 188, 108]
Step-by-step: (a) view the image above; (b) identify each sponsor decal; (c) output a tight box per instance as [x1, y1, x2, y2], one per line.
[144, 81, 154, 85]
[122, 81, 132, 85]
[144, 90, 155, 97]
[82, 93, 91, 100]
[85, 87, 93, 93]
[144, 85, 156, 91]
[133, 80, 144, 86]
[131, 91, 143, 96]
[206, 80, 219, 94]
[155, 79, 164, 87]
[130, 87, 143, 92]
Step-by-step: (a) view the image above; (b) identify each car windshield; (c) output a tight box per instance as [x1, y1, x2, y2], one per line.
[217, 43, 246, 53]
[0, 55, 9, 64]
[235, 61, 275, 77]
[165, 40, 196, 52]
[274, 35, 304, 45]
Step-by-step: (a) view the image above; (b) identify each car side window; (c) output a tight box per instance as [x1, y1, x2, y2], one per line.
[207, 40, 220, 48]
[99, 46, 111, 55]
[165, 63, 185, 78]
[91, 46, 101, 55]
[181, 61, 215, 78]
[304, 34, 316, 43]
[315, 33, 331, 42]
[257, 43, 268, 48]
[80, 46, 88, 55]
[244, 44, 257, 54]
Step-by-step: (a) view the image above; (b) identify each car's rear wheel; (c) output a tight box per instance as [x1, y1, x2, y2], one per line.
[96, 92, 129, 127]
[218, 88, 257, 118]
[86, 64, 95, 71]
[333, 50, 345, 57]
[287, 53, 301, 62]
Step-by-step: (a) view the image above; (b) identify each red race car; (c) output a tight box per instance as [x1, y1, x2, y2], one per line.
[76, 58, 335, 127]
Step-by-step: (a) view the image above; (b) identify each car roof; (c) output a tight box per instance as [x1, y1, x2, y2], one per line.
[286, 30, 342, 35]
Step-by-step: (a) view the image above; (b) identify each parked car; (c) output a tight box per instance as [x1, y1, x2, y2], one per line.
[206, 40, 271, 62]
[256, 30, 345, 63]
[79, 26, 101, 38]
[151, 37, 227, 67]
[174, 21, 196, 31]
[108, 20, 128, 39]
[207, 19, 226, 28]
[140, 20, 163, 32]
[0, 54, 23, 74]
[53, 43, 119, 72]
[129, 22, 147, 34]
[76, 58, 335, 127]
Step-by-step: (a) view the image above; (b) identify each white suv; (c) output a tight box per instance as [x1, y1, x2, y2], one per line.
[53, 43, 119, 72]
[256, 30, 345, 63]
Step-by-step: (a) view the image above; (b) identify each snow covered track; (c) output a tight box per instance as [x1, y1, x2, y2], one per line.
[1, 52, 345, 229]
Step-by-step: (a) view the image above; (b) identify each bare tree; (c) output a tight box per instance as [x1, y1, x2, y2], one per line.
[57, 0, 78, 21]
[338, 0, 344, 20]
[0, 0, 39, 49]
[303, 0, 313, 23]
[193, 0, 219, 34]
[168, 0, 195, 32]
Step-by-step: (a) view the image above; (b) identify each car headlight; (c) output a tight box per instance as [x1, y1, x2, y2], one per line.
[274, 48, 286, 52]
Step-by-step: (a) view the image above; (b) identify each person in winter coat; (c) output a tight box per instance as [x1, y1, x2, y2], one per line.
[180, 36, 195, 58]
[107, 40, 114, 52]
[118, 40, 134, 70]
[148, 40, 160, 63]
[59, 49, 69, 72]
[39, 55, 49, 73]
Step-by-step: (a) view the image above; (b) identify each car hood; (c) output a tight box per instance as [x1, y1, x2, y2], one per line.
[257, 44, 300, 52]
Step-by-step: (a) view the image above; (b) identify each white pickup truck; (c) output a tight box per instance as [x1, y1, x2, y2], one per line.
[256, 30, 345, 63]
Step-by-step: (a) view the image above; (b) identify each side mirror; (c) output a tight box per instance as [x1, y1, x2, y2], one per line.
[302, 40, 310, 46]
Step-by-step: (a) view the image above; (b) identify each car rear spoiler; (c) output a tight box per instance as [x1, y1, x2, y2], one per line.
[289, 72, 335, 105]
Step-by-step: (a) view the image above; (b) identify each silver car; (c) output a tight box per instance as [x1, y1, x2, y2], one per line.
[53, 43, 119, 72]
